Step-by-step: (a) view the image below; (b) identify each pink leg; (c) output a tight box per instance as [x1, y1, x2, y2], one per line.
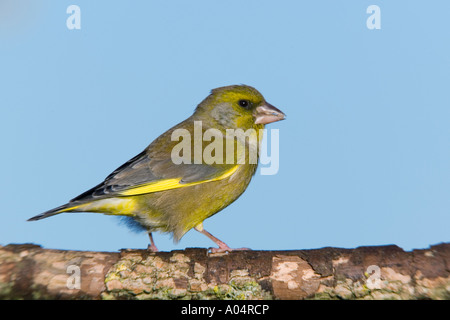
[194, 223, 250, 253]
[147, 232, 159, 252]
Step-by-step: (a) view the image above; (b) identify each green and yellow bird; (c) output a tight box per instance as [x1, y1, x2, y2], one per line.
[29, 85, 285, 252]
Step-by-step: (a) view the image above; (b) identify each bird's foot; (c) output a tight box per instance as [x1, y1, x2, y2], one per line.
[195, 223, 251, 253]
[147, 243, 159, 252]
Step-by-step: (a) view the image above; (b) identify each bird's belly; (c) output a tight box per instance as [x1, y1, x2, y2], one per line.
[133, 164, 255, 241]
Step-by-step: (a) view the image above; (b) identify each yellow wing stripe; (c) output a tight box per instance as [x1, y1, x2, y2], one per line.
[58, 204, 82, 213]
[119, 165, 240, 196]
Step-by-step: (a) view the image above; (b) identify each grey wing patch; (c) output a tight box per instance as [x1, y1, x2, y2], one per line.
[105, 151, 157, 187]
[70, 150, 159, 202]
[147, 155, 234, 184]
[178, 165, 227, 184]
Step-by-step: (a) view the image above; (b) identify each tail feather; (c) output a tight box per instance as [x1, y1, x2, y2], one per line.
[28, 197, 136, 221]
[28, 203, 82, 221]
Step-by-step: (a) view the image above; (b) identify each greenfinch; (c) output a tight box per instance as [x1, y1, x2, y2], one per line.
[29, 85, 286, 252]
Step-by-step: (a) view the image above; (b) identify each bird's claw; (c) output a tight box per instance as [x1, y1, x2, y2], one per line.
[147, 244, 159, 252]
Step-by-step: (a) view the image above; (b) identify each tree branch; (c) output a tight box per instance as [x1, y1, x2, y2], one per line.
[0, 243, 449, 299]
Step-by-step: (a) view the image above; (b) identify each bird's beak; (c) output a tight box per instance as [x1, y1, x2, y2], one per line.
[254, 103, 286, 125]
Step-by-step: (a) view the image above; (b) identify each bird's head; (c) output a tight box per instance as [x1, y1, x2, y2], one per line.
[194, 85, 285, 130]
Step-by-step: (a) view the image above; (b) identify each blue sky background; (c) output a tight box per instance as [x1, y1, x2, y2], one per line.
[1, 0, 449, 252]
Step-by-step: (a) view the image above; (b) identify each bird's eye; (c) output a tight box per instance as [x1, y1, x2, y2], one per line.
[238, 99, 250, 108]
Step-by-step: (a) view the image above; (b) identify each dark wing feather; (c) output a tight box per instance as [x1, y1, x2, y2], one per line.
[70, 150, 155, 201]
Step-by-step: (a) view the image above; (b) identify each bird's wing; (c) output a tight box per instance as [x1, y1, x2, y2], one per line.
[70, 149, 239, 202]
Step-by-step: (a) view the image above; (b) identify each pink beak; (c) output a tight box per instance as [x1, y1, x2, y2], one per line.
[254, 103, 286, 125]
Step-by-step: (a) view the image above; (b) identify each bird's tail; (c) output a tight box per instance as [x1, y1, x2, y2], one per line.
[27, 203, 84, 221]
[28, 197, 137, 221]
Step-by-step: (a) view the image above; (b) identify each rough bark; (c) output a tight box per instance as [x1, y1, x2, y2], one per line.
[0, 243, 449, 300]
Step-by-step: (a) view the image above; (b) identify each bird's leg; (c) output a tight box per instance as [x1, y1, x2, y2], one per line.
[147, 232, 159, 252]
[194, 223, 250, 253]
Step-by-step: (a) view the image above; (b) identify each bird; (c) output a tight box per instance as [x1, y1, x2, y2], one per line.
[28, 85, 286, 252]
